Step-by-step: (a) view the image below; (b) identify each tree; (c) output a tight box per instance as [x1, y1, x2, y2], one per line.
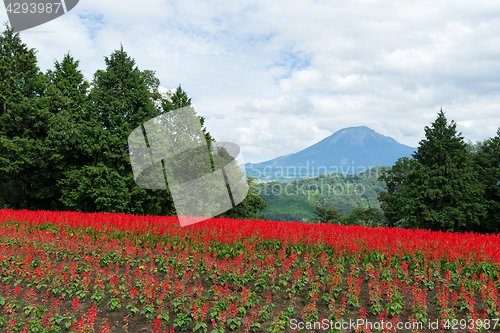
[379, 110, 485, 232]
[343, 207, 384, 227]
[161, 85, 214, 148]
[0, 32, 266, 220]
[0, 24, 51, 210]
[157, 86, 267, 220]
[378, 157, 418, 227]
[54, 46, 257, 219]
[40, 53, 90, 210]
[311, 204, 345, 224]
[147, 84, 222, 218]
[264, 211, 300, 222]
[408, 110, 485, 232]
[57, 46, 165, 214]
[471, 128, 500, 233]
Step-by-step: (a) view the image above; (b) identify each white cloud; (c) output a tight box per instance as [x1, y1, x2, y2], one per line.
[1, 0, 500, 162]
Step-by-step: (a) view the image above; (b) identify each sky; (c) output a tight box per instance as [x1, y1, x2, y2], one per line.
[2, 0, 500, 163]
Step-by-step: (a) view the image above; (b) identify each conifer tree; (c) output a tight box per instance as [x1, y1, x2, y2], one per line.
[57, 46, 164, 214]
[378, 157, 418, 227]
[472, 128, 500, 233]
[0, 24, 51, 209]
[0, 31, 266, 219]
[404, 110, 485, 232]
[159, 86, 268, 220]
[40, 53, 90, 210]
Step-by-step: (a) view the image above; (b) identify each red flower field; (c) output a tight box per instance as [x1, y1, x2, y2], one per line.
[0, 208, 499, 332]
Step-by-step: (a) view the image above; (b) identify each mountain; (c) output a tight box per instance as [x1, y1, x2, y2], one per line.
[245, 126, 416, 180]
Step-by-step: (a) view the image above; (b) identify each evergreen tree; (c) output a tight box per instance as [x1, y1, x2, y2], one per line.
[404, 110, 485, 232]
[44, 53, 89, 157]
[57, 46, 165, 214]
[55, 47, 228, 218]
[472, 128, 500, 233]
[0, 24, 51, 209]
[378, 157, 419, 227]
[161, 85, 192, 113]
[0, 31, 267, 220]
[153, 84, 219, 217]
[39, 53, 90, 210]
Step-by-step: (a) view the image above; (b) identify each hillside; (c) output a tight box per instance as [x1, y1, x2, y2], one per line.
[258, 167, 385, 222]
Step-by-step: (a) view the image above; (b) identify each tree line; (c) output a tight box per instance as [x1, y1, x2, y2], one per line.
[0, 25, 266, 219]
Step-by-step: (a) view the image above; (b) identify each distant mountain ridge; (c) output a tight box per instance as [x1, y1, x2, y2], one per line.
[245, 126, 416, 180]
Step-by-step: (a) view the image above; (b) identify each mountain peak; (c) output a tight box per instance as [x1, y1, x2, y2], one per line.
[325, 126, 394, 147]
[245, 125, 416, 180]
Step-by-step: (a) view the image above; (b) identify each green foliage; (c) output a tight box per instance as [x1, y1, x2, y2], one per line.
[469, 128, 500, 233]
[264, 211, 300, 222]
[342, 207, 384, 226]
[0, 24, 52, 210]
[56, 45, 167, 215]
[311, 204, 345, 224]
[42, 53, 90, 211]
[409, 110, 485, 232]
[378, 157, 418, 227]
[379, 110, 487, 232]
[107, 298, 121, 311]
[160, 85, 215, 152]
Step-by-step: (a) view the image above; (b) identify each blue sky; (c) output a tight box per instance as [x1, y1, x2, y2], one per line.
[2, 0, 500, 163]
